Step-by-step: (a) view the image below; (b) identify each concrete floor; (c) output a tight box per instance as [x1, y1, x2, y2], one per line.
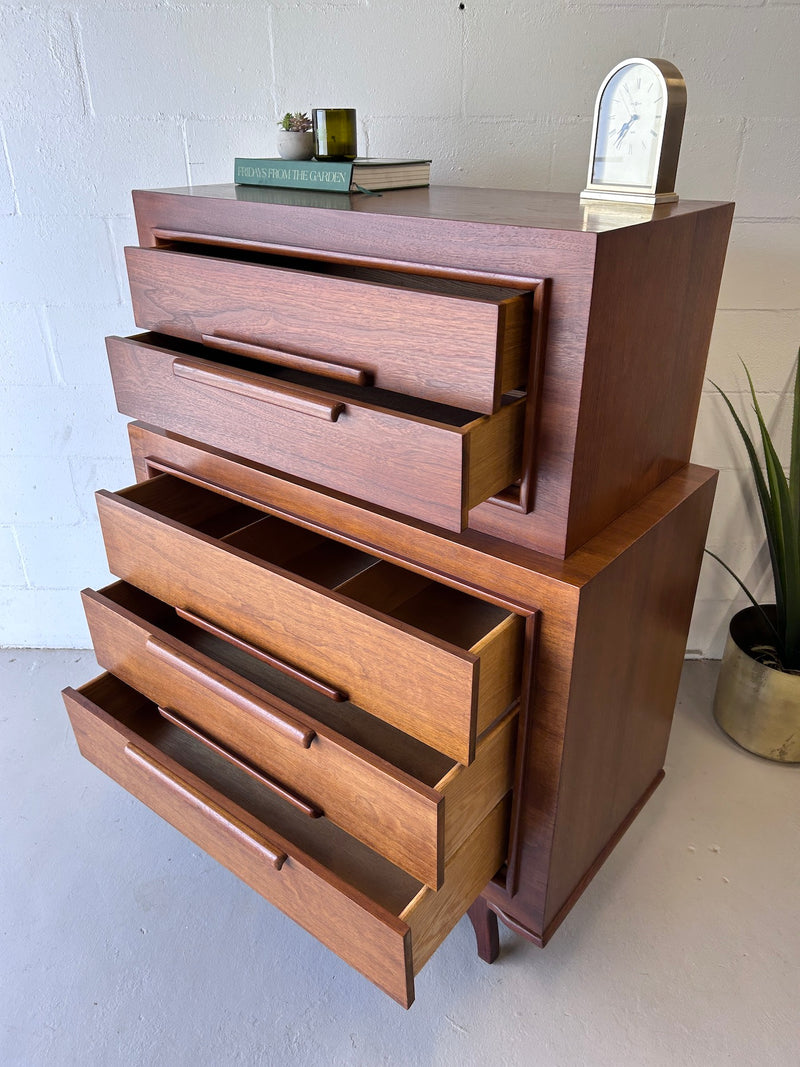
[1, 652, 798, 1067]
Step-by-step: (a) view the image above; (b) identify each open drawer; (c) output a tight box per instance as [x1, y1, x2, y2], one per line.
[82, 581, 517, 888]
[106, 333, 525, 532]
[124, 245, 533, 414]
[95, 473, 525, 764]
[63, 674, 510, 1008]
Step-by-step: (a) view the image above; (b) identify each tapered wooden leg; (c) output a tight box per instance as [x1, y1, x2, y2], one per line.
[467, 896, 500, 964]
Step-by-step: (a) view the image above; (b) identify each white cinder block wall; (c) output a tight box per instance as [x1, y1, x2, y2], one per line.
[2, 0, 798, 652]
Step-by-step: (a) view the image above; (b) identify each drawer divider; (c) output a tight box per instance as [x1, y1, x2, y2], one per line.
[124, 743, 288, 870]
[156, 706, 323, 819]
[144, 634, 317, 747]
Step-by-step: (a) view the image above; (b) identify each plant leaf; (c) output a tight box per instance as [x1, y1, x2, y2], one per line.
[704, 549, 782, 647]
[742, 363, 800, 667]
[710, 377, 782, 616]
[790, 349, 800, 528]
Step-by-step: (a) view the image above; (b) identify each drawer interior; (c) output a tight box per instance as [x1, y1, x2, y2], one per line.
[135, 332, 499, 425]
[124, 474, 520, 662]
[82, 672, 431, 914]
[153, 241, 529, 308]
[95, 580, 459, 789]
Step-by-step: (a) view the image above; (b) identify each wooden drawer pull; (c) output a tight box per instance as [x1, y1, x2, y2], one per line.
[124, 743, 288, 870]
[200, 332, 369, 386]
[145, 635, 317, 748]
[175, 606, 349, 703]
[173, 356, 345, 422]
[157, 706, 322, 818]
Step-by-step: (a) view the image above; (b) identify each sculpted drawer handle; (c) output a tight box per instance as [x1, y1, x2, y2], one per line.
[157, 706, 322, 818]
[124, 743, 288, 870]
[173, 355, 345, 422]
[145, 635, 317, 748]
[175, 607, 349, 703]
[200, 332, 369, 386]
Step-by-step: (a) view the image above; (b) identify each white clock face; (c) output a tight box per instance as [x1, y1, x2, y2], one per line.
[591, 63, 664, 189]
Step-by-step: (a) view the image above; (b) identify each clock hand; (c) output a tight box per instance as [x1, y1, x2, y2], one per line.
[614, 113, 639, 148]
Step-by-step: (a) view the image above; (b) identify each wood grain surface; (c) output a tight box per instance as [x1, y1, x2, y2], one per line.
[81, 580, 516, 887]
[63, 674, 511, 1007]
[133, 186, 731, 557]
[107, 334, 524, 531]
[95, 474, 525, 763]
[125, 245, 531, 414]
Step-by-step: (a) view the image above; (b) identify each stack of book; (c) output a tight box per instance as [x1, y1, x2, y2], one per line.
[234, 157, 431, 193]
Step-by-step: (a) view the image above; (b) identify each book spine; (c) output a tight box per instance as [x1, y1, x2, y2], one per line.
[234, 158, 353, 192]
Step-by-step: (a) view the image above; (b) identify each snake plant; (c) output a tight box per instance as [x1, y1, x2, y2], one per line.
[706, 352, 800, 672]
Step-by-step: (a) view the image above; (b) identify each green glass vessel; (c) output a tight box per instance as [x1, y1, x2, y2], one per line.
[312, 109, 358, 162]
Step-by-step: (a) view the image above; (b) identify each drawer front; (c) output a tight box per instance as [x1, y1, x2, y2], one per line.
[107, 334, 524, 533]
[82, 581, 517, 888]
[63, 674, 510, 1008]
[125, 246, 532, 414]
[95, 475, 525, 764]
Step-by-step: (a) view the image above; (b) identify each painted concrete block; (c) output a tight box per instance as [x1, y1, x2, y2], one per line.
[0, 588, 90, 647]
[0, 529, 27, 588]
[0, 8, 88, 121]
[272, 2, 462, 118]
[365, 115, 552, 191]
[45, 306, 137, 387]
[0, 217, 121, 307]
[735, 120, 800, 218]
[706, 469, 767, 549]
[0, 383, 129, 458]
[108, 216, 140, 253]
[692, 391, 794, 471]
[550, 119, 592, 194]
[706, 311, 800, 394]
[0, 456, 82, 526]
[663, 8, 800, 119]
[185, 120, 274, 187]
[0, 307, 53, 385]
[696, 539, 773, 604]
[1, 135, 16, 215]
[676, 117, 741, 203]
[717, 221, 800, 311]
[69, 457, 136, 522]
[464, 4, 663, 120]
[81, 6, 273, 118]
[5, 116, 187, 217]
[17, 521, 113, 591]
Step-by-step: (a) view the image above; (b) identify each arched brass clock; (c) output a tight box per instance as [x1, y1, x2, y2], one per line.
[581, 57, 687, 205]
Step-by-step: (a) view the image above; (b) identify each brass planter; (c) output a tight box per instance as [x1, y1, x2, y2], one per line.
[713, 606, 800, 762]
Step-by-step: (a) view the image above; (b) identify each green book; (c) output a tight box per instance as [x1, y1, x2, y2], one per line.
[234, 157, 431, 193]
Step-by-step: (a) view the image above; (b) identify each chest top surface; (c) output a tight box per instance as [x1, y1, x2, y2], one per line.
[142, 182, 729, 234]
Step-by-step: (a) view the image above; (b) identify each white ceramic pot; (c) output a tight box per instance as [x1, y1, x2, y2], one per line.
[713, 605, 800, 762]
[276, 130, 314, 161]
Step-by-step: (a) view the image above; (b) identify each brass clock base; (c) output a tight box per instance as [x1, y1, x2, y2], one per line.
[580, 189, 679, 205]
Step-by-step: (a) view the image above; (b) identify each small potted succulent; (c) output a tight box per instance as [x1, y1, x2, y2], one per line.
[708, 352, 799, 762]
[276, 112, 314, 161]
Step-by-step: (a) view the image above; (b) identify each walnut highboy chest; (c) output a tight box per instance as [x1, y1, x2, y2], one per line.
[63, 184, 733, 1007]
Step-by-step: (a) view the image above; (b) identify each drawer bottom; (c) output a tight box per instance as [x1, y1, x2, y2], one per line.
[63, 673, 510, 1007]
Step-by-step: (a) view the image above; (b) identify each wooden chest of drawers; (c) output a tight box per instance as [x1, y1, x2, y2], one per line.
[63, 184, 732, 1007]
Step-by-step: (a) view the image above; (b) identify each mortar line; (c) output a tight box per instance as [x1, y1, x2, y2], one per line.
[36, 305, 64, 386]
[0, 122, 21, 214]
[68, 11, 95, 118]
[267, 7, 279, 123]
[10, 527, 32, 589]
[180, 119, 192, 187]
